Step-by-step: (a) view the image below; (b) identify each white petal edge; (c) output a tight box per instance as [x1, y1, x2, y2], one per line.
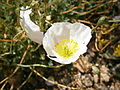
[70, 23, 92, 45]
[47, 44, 87, 64]
[43, 22, 72, 56]
[43, 22, 92, 64]
[20, 7, 43, 44]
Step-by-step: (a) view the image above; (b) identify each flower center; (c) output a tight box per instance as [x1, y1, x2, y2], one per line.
[53, 39, 79, 59]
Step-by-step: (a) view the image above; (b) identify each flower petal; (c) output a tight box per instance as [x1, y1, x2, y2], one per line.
[52, 45, 87, 64]
[43, 22, 92, 64]
[48, 49, 81, 64]
[47, 22, 71, 43]
[20, 7, 43, 44]
[43, 22, 72, 56]
[43, 33, 55, 56]
[70, 23, 92, 45]
[78, 44, 87, 55]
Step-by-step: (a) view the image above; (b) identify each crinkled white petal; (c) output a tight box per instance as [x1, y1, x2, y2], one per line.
[20, 7, 43, 44]
[43, 22, 71, 56]
[70, 23, 92, 45]
[47, 22, 71, 43]
[48, 54, 79, 64]
[48, 45, 87, 64]
[43, 22, 92, 64]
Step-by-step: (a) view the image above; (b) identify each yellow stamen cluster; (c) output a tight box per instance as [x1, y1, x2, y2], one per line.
[53, 39, 78, 59]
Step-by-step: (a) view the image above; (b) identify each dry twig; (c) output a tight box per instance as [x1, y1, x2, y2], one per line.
[0, 40, 20, 42]
[0, 45, 31, 89]
[29, 67, 82, 90]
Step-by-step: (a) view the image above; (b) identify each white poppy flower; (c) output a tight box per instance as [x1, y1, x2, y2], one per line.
[43, 22, 92, 64]
[20, 7, 43, 44]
